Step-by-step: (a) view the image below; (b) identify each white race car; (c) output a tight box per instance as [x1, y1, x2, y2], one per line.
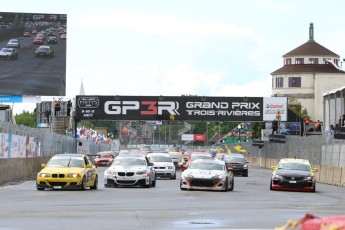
[147, 152, 176, 179]
[104, 155, 156, 188]
[180, 159, 234, 191]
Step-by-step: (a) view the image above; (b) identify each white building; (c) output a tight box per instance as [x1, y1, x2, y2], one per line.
[271, 23, 345, 123]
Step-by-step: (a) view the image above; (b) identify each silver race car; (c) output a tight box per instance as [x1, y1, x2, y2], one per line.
[180, 159, 234, 191]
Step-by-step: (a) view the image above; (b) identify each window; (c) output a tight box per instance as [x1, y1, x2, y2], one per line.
[323, 58, 331, 64]
[309, 58, 318, 64]
[289, 77, 301, 87]
[275, 77, 283, 88]
[285, 58, 292, 65]
[295, 58, 304, 64]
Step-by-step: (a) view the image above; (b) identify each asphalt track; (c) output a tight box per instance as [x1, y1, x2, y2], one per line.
[0, 166, 345, 230]
[0, 32, 66, 96]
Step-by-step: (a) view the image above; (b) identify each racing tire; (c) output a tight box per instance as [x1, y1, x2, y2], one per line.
[151, 177, 156, 187]
[80, 176, 87, 190]
[36, 187, 44, 191]
[222, 178, 229, 192]
[171, 172, 176, 180]
[144, 178, 152, 188]
[311, 183, 316, 193]
[270, 179, 273, 190]
[228, 179, 234, 191]
[90, 175, 98, 190]
[180, 179, 187, 190]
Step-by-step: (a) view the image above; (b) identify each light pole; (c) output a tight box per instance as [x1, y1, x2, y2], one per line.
[206, 122, 210, 146]
[218, 122, 223, 143]
[237, 124, 242, 143]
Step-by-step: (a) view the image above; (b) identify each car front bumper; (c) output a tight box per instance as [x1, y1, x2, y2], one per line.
[180, 177, 227, 191]
[271, 178, 315, 192]
[36, 177, 83, 189]
[104, 174, 151, 187]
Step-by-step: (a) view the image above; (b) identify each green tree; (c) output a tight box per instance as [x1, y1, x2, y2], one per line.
[15, 110, 37, 128]
[288, 96, 309, 119]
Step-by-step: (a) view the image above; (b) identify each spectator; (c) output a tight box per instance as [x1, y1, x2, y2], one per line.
[304, 116, 310, 129]
[55, 101, 61, 116]
[272, 119, 279, 135]
[67, 100, 72, 116]
[313, 120, 320, 132]
[53, 100, 57, 116]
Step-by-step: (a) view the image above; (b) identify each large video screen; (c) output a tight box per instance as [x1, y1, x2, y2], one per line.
[0, 12, 67, 96]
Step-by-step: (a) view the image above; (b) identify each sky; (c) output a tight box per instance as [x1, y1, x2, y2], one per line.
[2, 0, 345, 115]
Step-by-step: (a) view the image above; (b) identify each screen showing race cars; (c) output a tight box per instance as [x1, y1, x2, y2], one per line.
[0, 12, 67, 96]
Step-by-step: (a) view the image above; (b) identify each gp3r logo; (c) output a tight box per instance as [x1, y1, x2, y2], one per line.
[104, 101, 180, 115]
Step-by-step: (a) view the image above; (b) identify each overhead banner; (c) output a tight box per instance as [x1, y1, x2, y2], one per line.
[76, 96, 287, 122]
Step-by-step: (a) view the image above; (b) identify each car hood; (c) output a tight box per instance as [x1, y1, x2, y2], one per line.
[40, 166, 85, 174]
[183, 169, 225, 178]
[152, 162, 174, 167]
[0, 51, 11, 55]
[275, 169, 312, 177]
[109, 165, 147, 171]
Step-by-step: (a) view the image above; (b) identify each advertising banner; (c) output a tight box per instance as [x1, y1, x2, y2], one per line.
[263, 97, 288, 121]
[76, 95, 267, 121]
[181, 134, 206, 141]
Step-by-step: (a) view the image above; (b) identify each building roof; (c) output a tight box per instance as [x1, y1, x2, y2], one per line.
[271, 63, 345, 75]
[283, 41, 339, 58]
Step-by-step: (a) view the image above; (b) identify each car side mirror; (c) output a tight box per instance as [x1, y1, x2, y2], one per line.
[312, 168, 319, 172]
[41, 164, 46, 168]
[227, 167, 233, 171]
[86, 164, 92, 168]
[246, 161, 250, 164]
[271, 166, 277, 170]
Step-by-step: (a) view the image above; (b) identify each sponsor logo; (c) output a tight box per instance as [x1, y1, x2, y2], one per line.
[186, 101, 261, 116]
[104, 101, 180, 116]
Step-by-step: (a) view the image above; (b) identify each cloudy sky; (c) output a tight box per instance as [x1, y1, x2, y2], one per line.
[2, 0, 345, 114]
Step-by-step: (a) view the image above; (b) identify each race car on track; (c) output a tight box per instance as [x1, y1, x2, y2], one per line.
[104, 155, 156, 188]
[180, 159, 234, 191]
[147, 152, 176, 179]
[7, 39, 20, 48]
[36, 154, 98, 191]
[270, 158, 318, 192]
[0, 48, 18, 60]
[34, 45, 54, 57]
[222, 153, 249, 177]
[94, 151, 115, 167]
[32, 37, 44, 45]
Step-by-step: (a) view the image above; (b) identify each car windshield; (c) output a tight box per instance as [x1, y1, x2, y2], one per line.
[1, 48, 12, 52]
[38, 47, 49, 52]
[99, 154, 111, 159]
[191, 155, 212, 160]
[189, 162, 225, 171]
[277, 162, 310, 171]
[46, 156, 84, 168]
[148, 156, 172, 162]
[114, 158, 146, 166]
[223, 156, 246, 163]
[170, 155, 182, 160]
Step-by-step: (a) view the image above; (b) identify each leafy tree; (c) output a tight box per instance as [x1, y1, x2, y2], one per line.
[251, 122, 265, 139]
[15, 110, 37, 128]
[288, 96, 309, 119]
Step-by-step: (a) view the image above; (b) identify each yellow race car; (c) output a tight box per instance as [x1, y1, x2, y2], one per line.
[36, 154, 98, 191]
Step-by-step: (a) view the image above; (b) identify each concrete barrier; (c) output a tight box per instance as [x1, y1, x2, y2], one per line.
[332, 167, 342, 186]
[0, 157, 50, 185]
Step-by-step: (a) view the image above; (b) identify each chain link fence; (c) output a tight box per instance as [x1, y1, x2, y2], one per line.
[224, 132, 345, 167]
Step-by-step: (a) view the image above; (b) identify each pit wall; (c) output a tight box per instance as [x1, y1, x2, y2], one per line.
[247, 157, 345, 186]
[0, 157, 51, 186]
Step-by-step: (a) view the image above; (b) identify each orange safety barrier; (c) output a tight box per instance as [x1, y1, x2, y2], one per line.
[276, 213, 345, 230]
